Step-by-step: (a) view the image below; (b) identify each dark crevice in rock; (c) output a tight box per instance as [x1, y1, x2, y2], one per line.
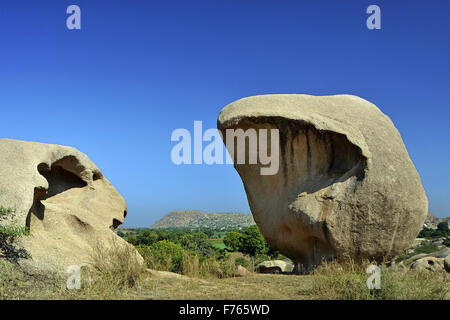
[25, 187, 47, 227]
[305, 127, 312, 179]
[93, 172, 102, 181]
[39, 162, 87, 201]
[26, 157, 88, 227]
[110, 218, 122, 231]
[226, 116, 367, 192]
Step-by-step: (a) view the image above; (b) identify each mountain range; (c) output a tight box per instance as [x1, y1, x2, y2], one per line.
[150, 210, 255, 229]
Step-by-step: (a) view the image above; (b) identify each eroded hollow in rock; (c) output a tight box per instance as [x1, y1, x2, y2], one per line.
[223, 117, 366, 194]
[26, 157, 88, 227]
[220, 117, 367, 271]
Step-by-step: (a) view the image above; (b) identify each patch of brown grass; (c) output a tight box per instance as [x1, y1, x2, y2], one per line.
[87, 236, 146, 289]
[311, 258, 449, 300]
[1, 247, 448, 300]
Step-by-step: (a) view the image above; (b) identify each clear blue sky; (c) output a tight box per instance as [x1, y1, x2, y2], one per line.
[0, 0, 449, 226]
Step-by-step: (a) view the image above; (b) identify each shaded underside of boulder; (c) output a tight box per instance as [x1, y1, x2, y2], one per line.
[0, 138, 141, 273]
[217, 94, 428, 270]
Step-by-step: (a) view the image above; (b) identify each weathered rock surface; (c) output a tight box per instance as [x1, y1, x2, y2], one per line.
[445, 256, 450, 273]
[218, 94, 428, 271]
[424, 212, 450, 229]
[403, 247, 450, 267]
[409, 257, 445, 272]
[256, 260, 294, 273]
[0, 138, 142, 273]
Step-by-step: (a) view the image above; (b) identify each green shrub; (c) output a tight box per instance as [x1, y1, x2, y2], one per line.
[0, 206, 15, 218]
[437, 222, 449, 232]
[0, 206, 30, 262]
[418, 226, 449, 239]
[235, 257, 251, 269]
[138, 240, 184, 272]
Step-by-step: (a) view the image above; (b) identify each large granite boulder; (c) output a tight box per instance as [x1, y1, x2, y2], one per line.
[0, 139, 142, 273]
[218, 94, 428, 271]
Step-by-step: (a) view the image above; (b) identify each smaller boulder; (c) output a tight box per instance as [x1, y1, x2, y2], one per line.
[405, 253, 429, 265]
[429, 247, 450, 259]
[411, 238, 426, 247]
[409, 257, 445, 272]
[255, 260, 294, 274]
[235, 265, 250, 277]
[431, 239, 444, 246]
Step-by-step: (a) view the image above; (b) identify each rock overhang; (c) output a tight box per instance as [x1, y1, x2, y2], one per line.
[217, 94, 428, 271]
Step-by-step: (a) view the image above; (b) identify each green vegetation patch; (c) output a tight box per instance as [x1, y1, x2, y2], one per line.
[311, 259, 448, 300]
[0, 206, 30, 262]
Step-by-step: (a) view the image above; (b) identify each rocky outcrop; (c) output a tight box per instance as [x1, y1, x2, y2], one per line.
[409, 257, 445, 272]
[256, 260, 294, 273]
[0, 139, 142, 273]
[218, 94, 428, 271]
[424, 212, 450, 229]
[403, 248, 450, 267]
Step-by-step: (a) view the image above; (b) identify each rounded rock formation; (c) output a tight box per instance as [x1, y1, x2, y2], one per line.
[409, 257, 445, 272]
[217, 94, 428, 272]
[0, 138, 142, 272]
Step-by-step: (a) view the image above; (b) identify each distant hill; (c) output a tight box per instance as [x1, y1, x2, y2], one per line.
[151, 210, 255, 229]
[425, 212, 450, 229]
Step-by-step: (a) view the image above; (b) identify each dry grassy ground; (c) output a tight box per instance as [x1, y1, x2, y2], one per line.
[0, 258, 313, 300]
[1, 239, 448, 300]
[1, 259, 448, 300]
[139, 273, 315, 300]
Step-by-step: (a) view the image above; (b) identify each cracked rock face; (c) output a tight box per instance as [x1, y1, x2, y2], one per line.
[0, 139, 141, 272]
[218, 94, 428, 270]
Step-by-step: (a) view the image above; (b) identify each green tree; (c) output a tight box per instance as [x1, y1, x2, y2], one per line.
[180, 231, 215, 257]
[157, 230, 170, 241]
[223, 231, 242, 250]
[224, 226, 267, 270]
[240, 226, 267, 265]
[437, 222, 448, 232]
[135, 230, 159, 246]
[200, 228, 215, 238]
[116, 230, 125, 238]
[141, 240, 184, 272]
[266, 245, 282, 259]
